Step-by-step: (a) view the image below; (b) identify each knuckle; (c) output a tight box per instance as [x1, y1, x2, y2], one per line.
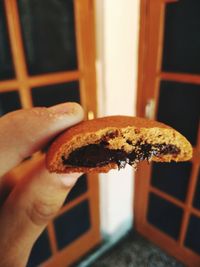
[27, 200, 59, 226]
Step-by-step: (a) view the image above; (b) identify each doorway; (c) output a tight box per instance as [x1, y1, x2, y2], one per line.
[0, 0, 100, 266]
[135, 0, 200, 266]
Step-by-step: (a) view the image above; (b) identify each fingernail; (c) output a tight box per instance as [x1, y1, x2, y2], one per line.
[58, 173, 82, 188]
[48, 102, 82, 115]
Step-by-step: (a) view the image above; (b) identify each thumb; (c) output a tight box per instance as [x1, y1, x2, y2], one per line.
[0, 156, 82, 267]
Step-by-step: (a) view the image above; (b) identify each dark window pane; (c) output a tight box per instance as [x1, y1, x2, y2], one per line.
[0, 1, 15, 80]
[162, 0, 200, 74]
[18, 0, 78, 75]
[151, 162, 192, 201]
[54, 200, 90, 250]
[157, 81, 200, 146]
[32, 82, 80, 107]
[193, 169, 200, 210]
[185, 215, 200, 255]
[27, 229, 52, 267]
[64, 174, 88, 205]
[0, 91, 21, 116]
[147, 193, 183, 240]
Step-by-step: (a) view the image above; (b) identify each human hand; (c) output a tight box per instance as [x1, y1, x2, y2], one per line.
[0, 102, 84, 267]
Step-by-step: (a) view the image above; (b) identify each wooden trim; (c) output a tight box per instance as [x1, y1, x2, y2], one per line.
[47, 222, 58, 254]
[3, 1, 100, 266]
[135, 0, 166, 225]
[178, 211, 190, 247]
[0, 80, 19, 91]
[4, 0, 27, 79]
[135, 0, 200, 265]
[149, 186, 185, 209]
[43, 229, 100, 267]
[193, 147, 200, 163]
[136, 0, 149, 117]
[134, 162, 151, 227]
[164, 0, 178, 3]
[0, 71, 80, 92]
[191, 207, 200, 219]
[137, 223, 200, 267]
[179, 163, 200, 245]
[4, 0, 32, 108]
[150, 185, 200, 219]
[28, 71, 81, 88]
[87, 173, 101, 242]
[49, 173, 101, 266]
[74, 0, 97, 118]
[56, 193, 89, 218]
[197, 123, 200, 149]
[160, 72, 200, 85]
[152, 1, 167, 120]
[136, 0, 166, 118]
[43, 171, 101, 267]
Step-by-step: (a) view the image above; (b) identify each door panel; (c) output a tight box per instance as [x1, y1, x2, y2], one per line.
[18, 0, 78, 75]
[27, 230, 52, 267]
[185, 214, 200, 255]
[157, 80, 200, 146]
[0, 0, 15, 80]
[0, 0, 100, 266]
[147, 193, 184, 240]
[53, 200, 90, 250]
[31, 82, 81, 107]
[0, 90, 21, 115]
[162, 0, 200, 74]
[64, 174, 88, 204]
[193, 169, 200, 210]
[135, 0, 200, 266]
[151, 161, 192, 201]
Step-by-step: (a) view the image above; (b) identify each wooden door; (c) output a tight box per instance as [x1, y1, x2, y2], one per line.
[135, 0, 200, 266]
[0, 0, 100, 266]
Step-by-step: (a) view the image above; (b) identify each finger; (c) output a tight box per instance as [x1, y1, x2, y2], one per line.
[0, 102, 84, 177]
[0, 156, 82, 267]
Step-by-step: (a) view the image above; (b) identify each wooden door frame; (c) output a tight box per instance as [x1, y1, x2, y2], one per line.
[1, 0, 101, 266]
[134, 1, 200, 266]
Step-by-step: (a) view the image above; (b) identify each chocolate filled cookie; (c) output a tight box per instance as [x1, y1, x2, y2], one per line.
[46, 116, 193, 173]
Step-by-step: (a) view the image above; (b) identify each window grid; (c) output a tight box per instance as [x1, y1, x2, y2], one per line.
[0, 0, 100, 265]
[135, 0, 200, 265]
[1, 0, 82, 108]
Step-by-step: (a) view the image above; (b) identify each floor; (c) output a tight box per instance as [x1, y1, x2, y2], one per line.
[87, 231, 185, 267]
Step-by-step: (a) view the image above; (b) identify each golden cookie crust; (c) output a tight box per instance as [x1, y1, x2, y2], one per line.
[46, 116, 193, 173]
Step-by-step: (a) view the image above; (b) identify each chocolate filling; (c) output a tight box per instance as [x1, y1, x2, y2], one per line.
[62, 141, 180, 169]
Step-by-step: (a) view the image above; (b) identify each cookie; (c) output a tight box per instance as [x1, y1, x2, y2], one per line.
[46, 116, 193, 173]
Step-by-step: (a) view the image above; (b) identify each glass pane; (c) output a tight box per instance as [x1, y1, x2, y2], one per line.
[64, 174, 88, 205]
[0, 1, 15, 80]
[0, 91, 21, 116]
[185, 215, 200, 255]
[151, 162, 192, 201]
[193, 168, 200, 210]
[27, 229, 52, 267]
[147, 193, 183, 240]
[32, 82, 80, 107]
[18, 0, 78, 75]
[162, 0, 200, 74]
[157, 81, 200, 146]
[54, 200, 90, 250]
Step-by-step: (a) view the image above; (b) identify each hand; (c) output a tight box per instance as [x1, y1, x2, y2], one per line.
[0, 102, 84, 267]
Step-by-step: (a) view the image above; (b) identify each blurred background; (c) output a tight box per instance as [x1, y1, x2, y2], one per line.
[0, 0, 200, 266]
